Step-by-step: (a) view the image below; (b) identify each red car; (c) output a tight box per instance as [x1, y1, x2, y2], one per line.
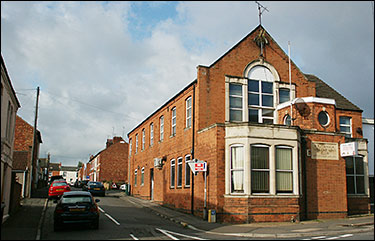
[49, 180, 71, 200]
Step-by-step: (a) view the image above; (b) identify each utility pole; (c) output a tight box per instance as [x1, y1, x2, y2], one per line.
[29, 86, 40, 197]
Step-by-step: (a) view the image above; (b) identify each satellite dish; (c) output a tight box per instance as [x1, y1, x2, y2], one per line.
[294, 98, 310, 117]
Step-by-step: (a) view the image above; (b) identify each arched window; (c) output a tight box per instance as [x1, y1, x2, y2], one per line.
[248, 66, 275, 124]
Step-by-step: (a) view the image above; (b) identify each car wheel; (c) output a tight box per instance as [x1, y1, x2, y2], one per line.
[92, 219, 99, 230]
[54, 222, 61, 232]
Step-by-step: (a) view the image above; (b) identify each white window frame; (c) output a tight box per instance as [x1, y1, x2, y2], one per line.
[230, 145, 245, 193]
[248, 79, 274, 124]
[339, 116, 352, 137]
[229, 83, 243, 122]
[275, 146, 293, 194]
[177, 157, 183, 187]
[185, 155, 191, 187]
[160, 116, 164, 141]
[142, 129, 145, 150]
[171, 107, 176, 136]
[186, 97, 192, 128]
[170, 159, 175, 188]
[150, 123, 154, 146]
[135, 134, 138, 153]
[129, 138, 132, 157]
[141, 167, 144, 186]
[134, 169, 138, 186]
[250, 144, 270, 194]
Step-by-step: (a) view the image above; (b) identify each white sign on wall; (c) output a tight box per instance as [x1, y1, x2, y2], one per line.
[340, 142, 358, 157]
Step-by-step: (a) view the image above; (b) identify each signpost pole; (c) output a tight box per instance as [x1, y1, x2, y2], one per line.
[204, 168, 207, 220]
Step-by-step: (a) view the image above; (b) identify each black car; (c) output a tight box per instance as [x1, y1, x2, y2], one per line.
[53, 191, 100, 231]
[86, 182, 105, 197]
[80, 180, 90, 189]
[49, 175, 64, 185]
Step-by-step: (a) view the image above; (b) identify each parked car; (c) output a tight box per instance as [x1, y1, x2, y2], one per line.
[48, 180, 71, 200]
[86, 182, 105, 197]
[49, 175, 64, 185]
[80, 180, 90, 190]
[53, 191, 100, 231]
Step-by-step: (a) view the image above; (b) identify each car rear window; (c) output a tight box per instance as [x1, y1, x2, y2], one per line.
[89, 182, 103, 187]
[52, 182, 67, 187]
[61, 196, 92, 204]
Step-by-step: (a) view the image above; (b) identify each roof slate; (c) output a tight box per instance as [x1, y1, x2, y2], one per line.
[304, 74, 362, 112]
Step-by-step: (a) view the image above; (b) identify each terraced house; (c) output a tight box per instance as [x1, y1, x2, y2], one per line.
[127, 25, 370, 223]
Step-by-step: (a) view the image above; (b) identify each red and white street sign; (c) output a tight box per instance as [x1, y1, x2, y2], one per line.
[188, 160, 207, 174]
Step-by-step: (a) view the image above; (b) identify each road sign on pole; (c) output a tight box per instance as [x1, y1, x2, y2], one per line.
[188, 160, 207, 174]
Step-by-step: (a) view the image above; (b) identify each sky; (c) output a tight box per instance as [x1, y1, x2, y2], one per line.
[1, 1, 374, 167]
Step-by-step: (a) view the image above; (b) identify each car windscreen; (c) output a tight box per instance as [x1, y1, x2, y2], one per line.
[61, 196, 92, 204]
[52, 182, 67, 187]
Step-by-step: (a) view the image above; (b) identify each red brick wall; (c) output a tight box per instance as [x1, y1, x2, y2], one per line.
[347, 197, 370, 215]
[196, 26, 316, 130]
[14, 115, 34, 151]
[222, 197, 302, 223]
[99, 140, 129, 183]
[128, 85, 195, 204]
[303, 133, 348, 220]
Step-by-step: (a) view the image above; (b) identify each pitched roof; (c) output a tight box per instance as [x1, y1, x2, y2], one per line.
[304, 74, 362, 112]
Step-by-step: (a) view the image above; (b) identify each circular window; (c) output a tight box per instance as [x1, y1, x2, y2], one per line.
[318, 111, 329, 126]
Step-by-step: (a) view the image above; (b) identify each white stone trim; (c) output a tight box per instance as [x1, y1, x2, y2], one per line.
[276, 97, 336, 110]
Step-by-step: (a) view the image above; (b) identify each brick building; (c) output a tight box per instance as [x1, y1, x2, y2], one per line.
[86, 136, 129, 185]
[127, 25, 370, 223]
[13, 115, 42, 198]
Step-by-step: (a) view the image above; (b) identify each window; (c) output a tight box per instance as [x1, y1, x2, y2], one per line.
[284, 114, 291, 126]
[279, 88, 290, 104]
[171, 107, 176, 136]
[135, 134, 138, 153]
[141, 167, 144, 186]
[134, 169, 138, 186]
[185, 155, 191, 187]
[229, 84, 243, 122]
[170, 159, 175, 188]
[186, 97, 192, 128]
[230, 146, 244, 193]
[160, 116, 164, 141]
[340, 117, 352, 137]
[142, 129, 145, 150]
[318, 111, 329, 127]
[177, 157, 183, 187]
[129, 138, 132, 156]
[276, 146, 293, 193]
[251, 145, 269, 193]
[346, 156, 365, 194]
[248, 66, 274, 124]
[150, 123, 154, 146]
[6, 102, 14, 141]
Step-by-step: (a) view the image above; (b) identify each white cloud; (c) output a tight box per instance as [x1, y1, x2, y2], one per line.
[2, 1, 373, 166]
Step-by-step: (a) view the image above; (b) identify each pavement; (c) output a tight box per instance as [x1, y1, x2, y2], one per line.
[1, 187, 373, 240]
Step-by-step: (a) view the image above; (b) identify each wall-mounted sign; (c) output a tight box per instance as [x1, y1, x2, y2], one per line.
[340, 142, 358, 157]
[311, 142, 339, 160]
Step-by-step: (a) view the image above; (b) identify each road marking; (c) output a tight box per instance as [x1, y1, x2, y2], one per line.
[311, 236, 326, 239]
[98, 206, 120, 226]
[325, 236, 340, 240]
[155, 228, 207, 240]
[156, 228, 179, 240]
[105, 213, 121, 226]
[339, 234, 353, 238]
[129, 234, 139, 240]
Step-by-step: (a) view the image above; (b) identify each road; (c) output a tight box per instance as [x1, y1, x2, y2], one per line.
[41, 189, 211, 240]
[41, 188, 374, 240]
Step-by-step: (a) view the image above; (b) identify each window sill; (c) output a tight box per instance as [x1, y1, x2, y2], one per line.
[170, 134, 176, 138]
